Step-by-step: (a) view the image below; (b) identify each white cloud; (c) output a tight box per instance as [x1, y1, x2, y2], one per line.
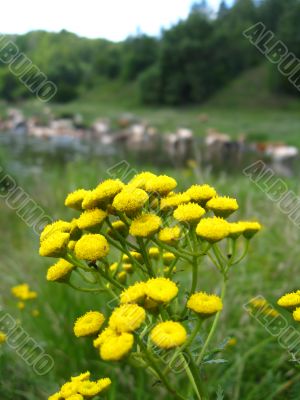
[1, 0, 223, 41]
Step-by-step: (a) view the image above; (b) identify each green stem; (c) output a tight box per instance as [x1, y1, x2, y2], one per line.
[67, 282, 105, 293]
[137, 237, 155, 277]
[231, 239, 250, 265]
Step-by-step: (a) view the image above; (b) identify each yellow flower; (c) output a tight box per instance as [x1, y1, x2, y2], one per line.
[109, 262, 118, 272]
[145, 277, 178, 303]
[148, 246, 160, 259]
[60, 382, 79, 398]
[46, 259, 75, 282]
[48, 392, 62, 400]
[109, 304, 146, 333]
[40, 220, 71, 242]
[65, 394, 83, 400]
[77, 380, 104, 397]
[173, 202, 205, 224]
[293, 307, 300, 322]
[123, 251, 143, 263]
[206, 196, 239, 218]
[39, 231, 70, 257]
[187, 292, 223, 317]
[65, 189, 89, 211]
[241, 221, 262, 238]
[228, 222, 246, 239]
[100, 332, 134, 361]
[145, 175, 177, 195]
[117, 271, 127, 283]
[74, 234, 109, 261]
[93, 327, 117, 348]
[17, 301, 25, 310]
[150, 321, 187, 349]
[11, 284, 37, 300]
[0, 331, 7, 344]
[158, 226, 181, 245]
[68, 240, 77, 251]
[120, 282, 146, 304]
[77, 208, 107, 230]
[122, 263, 133, 273]
[128, 172, 157, 189]
[97, 378, 112, 392]
[277, 292, 300, 310]
[112, 188, 149, 215]
[129, 214, 162, 237]
[185, 184, 217, 205]
[163, 252, 176, 265]
[107, 220, 129, 238]
[160, 193, 190, 211]
[82, 179, 124, 209]
[250, 298, 267, 308]
[196, 217, 230, 243]
[74, 311, 105, 337]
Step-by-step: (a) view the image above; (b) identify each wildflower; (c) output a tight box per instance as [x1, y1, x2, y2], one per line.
[129, 214, 162, 237]
[250, 298, 267, 308]
[187, 292, 223, 317]
[264, 308, 279, 318]
[122, 263, 133, 273]
[65, 189, 89, 211]
[74, 311, 105, 337]
[109, 262, 118, 272]
[117, 271, 127, 283]
[120, 282, 146, 304]
[112, 188, 148, 215]
[11, 284, 37, 300]
[158, 226, 181, 245]
[145, 277, 178, 303]
[77, 208, 107, 230]
[97, 378, 112, 392]
[173, 202, 205, 224]
[74, 234, 109, 261]
[46, 259, 75, 282]
[128, 172, 157, 189]
[185, 184, 217, 205]
[17, 301, 25, 310]
[196, 217, 230, 243]
[65, 395, 83, 400]
[0, 331, 7, 344]
[160, 192, 190, 211]
[163, 252, 176, 265]
[228, 222, 246, 239]
[123, 251, 143, 263]
[145, 175, 177, 195]
[48, 393, 62, 400]
[82, 179, 124, 209]
[293, 307, 300, 322]
[40, 220, 71, 242]
[148, 246, 160, 259]
[277, 292, 300, 310]
[60, 382, 79, 398]
[206, 196, 239, 218]
[78, 379, 110, 397]
[39, 231, 70, 257]
[100, 332, 134, 361]
[107, 220, 129, 238]
[93, 327, 117, 349]
[68, 240, 77, 251]
[150, 321, 187, 349]
[241, 221, 262, 238]
[109, 304, 146, 333]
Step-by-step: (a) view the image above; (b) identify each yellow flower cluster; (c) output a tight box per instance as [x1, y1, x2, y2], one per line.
[47, 259, 75, 282]
[11, 283, 37, 301]
[74, 311, 105, 337]
[48, 371, 111, 400]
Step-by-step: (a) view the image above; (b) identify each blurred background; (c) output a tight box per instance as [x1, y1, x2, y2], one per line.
[1, 1, 300, 399]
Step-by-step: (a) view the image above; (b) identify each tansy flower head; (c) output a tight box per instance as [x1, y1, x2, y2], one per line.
[150, 321, 187, 349]
[65, 395, 83, 400]
[206, 196, 239, 218]
[173, 202, 205, 224]
[123, 251, 143, 263]
[128, 172, 157, 189]
[241, 221, 262, 239]
[77, 208, 107, 230]
[228, 222, 246, 239]
[148, 246, 160, 259]
[60, 382, 79, 398]
[293, 307, 300, 322]
[120, 282, 146, 304]
[78, 379, 108, 397]
[71, 371, 91, 382]
[100, 331, 134, 361]
[109, 262, 118, 272]
[65, 189, 89, 211]
[196, 217, 230, 243]
[185, 184, 217, 205]
[117, 271, 127, 283]
[46, 259, 75, 282]
[0, 331, 7, 344]
[107, 220, 129, 238]
[250, 297, 268, 309]
[145, 175, 177, 195]
[109, 304, 146, 333]
[74, 311, 105, 337]
[112, 188, 148, 215]
[68, 240, 77, 251]
[160, 192, 190, 211]
[82, 179, 124, 209]
[40, 220, 71, 242]
[158, 226, 181, 245]
[11, 284, 37, 300]
[277, 292, 300, 310]
[74, 234, 109, 261]
[48, 393, 62, 400]
[129, 214, 161, 237]
[122, 263, 133, 273]
[187, 292, 223, 317]
[163, 252, 176, 265]
[145, 277, 178, 303]
[39, 231, 70, 257]
[93, 327, 117, 349]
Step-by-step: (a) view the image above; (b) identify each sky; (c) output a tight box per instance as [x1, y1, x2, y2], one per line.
[2, 0, 226, 41]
